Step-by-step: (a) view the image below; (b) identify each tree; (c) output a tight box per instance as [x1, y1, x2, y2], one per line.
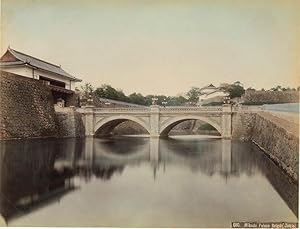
[186, 87, 201, 104]
[221, 84, 245, 98]
[270, 85, 282, 91]
[128, 93, 146, 105]
[94, 84, 129, 102]
[80, 82, 94, 96]
[234, 81, 243, 86]
[167, 96, 187, 106]
[246, 87, 255, 91]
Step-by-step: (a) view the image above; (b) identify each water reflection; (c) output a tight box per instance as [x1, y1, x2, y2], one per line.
[0, 137, 297, 227]
[0, 139, 77, 222]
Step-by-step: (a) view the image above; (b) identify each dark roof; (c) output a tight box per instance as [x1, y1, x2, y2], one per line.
[0, 47, 81, 82]
[202, 84, 216, 89]
[48, 85, 74, 94]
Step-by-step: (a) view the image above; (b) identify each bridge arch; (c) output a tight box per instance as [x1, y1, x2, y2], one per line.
[94, 115, 150, 136]
[159, 115, 222, 137]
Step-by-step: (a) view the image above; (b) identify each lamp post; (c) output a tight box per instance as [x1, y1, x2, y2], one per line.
[152, 97, 158, 105]
[87, 94, 93, 106]
[223, 96, 230, 104]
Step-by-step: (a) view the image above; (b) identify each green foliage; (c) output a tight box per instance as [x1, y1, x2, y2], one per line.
[269, 85, 297, 91]
[94, 84, 129, 102]
[270, 85, 282, 91]
[128, 93, 146, 105]
[83, 82, 300, 106]
[92, 84, 188, 106]
[186, 87, 201, 103]
[80, 82, 94, 96]
[246, 87, 255, 91]
[221, 84, 245, 99]
[167, 96, 188, 106]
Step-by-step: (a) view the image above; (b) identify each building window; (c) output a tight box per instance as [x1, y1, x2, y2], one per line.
[39, 76, 66, 88]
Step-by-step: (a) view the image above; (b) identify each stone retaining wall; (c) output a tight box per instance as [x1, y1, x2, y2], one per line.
[232, 112, 299, 182]
[56, 111, 85, 138]
[0, 71, 57, 139]
[242, 90, 299, 104]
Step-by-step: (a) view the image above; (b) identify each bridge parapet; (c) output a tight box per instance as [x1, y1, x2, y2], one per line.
[79, 106, 224, 113]
[232, 105, 264, 113]
[77, 105, 263, 114]
[159, 106, 223, 113]
[92, 107, 150, 113]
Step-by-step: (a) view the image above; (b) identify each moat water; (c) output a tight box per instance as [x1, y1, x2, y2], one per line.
[0, 136, 297, 227]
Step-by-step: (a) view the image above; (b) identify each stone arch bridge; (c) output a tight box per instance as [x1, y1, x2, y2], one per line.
[77, 104, 241, 139]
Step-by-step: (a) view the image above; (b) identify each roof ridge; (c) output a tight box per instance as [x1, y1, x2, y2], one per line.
[4, 47, 81, 82]
[9, 48, 61, 68]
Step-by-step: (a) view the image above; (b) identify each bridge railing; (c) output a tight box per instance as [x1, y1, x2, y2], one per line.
[232, 105, 264, 112]
[77, 105, 264, 114]
[91, 106, 224, 113]
[159, 106, 223, 112]
[92, 107, 150, 113]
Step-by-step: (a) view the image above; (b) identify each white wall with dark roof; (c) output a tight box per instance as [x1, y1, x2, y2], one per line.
[1, 66, 34, 79]
[2, 66, 75, 90]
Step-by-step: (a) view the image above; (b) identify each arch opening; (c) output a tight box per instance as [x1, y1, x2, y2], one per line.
[94, 118, 150, 138]
[160, 117, 221, 138]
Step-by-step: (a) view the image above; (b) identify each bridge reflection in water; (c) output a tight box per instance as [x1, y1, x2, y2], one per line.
[0, 137, 297, 227]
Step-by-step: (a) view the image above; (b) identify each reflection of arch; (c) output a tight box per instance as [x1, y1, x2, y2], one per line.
[93, 137, 150, 161]
[96, 149, 148, 161]
[94, 116, 150, 136]
[160, 116, 222, 136]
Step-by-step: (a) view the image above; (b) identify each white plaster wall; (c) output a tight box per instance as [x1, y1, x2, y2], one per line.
[200, 88, 216, 94]
[1, 66, 77, 90]
[70, 81, 76, 90]
[205, 91, 228, 99]
[2, 66, 35, 78]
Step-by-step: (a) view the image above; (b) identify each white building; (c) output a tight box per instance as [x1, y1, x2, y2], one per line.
[198, 84, 229, 105]
[0, 47, 81, 106]
[199, 84, 217, 95]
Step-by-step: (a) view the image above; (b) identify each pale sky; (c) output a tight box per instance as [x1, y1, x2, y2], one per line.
[1, 0, 300, 95]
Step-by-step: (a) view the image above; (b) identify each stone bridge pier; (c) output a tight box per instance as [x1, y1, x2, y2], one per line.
[78, 104, 235, 139]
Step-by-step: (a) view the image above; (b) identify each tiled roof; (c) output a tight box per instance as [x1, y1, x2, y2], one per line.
[0, 47, 81, 82]
[47, 85, 74, 94]
[201, 84, 216, 90]
[0, 60, 24, 66]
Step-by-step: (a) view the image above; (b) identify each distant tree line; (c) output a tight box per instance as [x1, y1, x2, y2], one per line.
[246, 85, 300, 92]
[93, 84, 188, 106]
[78, 82, 299, 106]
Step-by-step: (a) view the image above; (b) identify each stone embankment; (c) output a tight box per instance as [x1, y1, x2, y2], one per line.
[242, 90, 299, 104]
[0, 71, 84, 140]
[0, 71, 57, 139]
[233, 111, 299, 183]
[55, 107, 85, 138]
